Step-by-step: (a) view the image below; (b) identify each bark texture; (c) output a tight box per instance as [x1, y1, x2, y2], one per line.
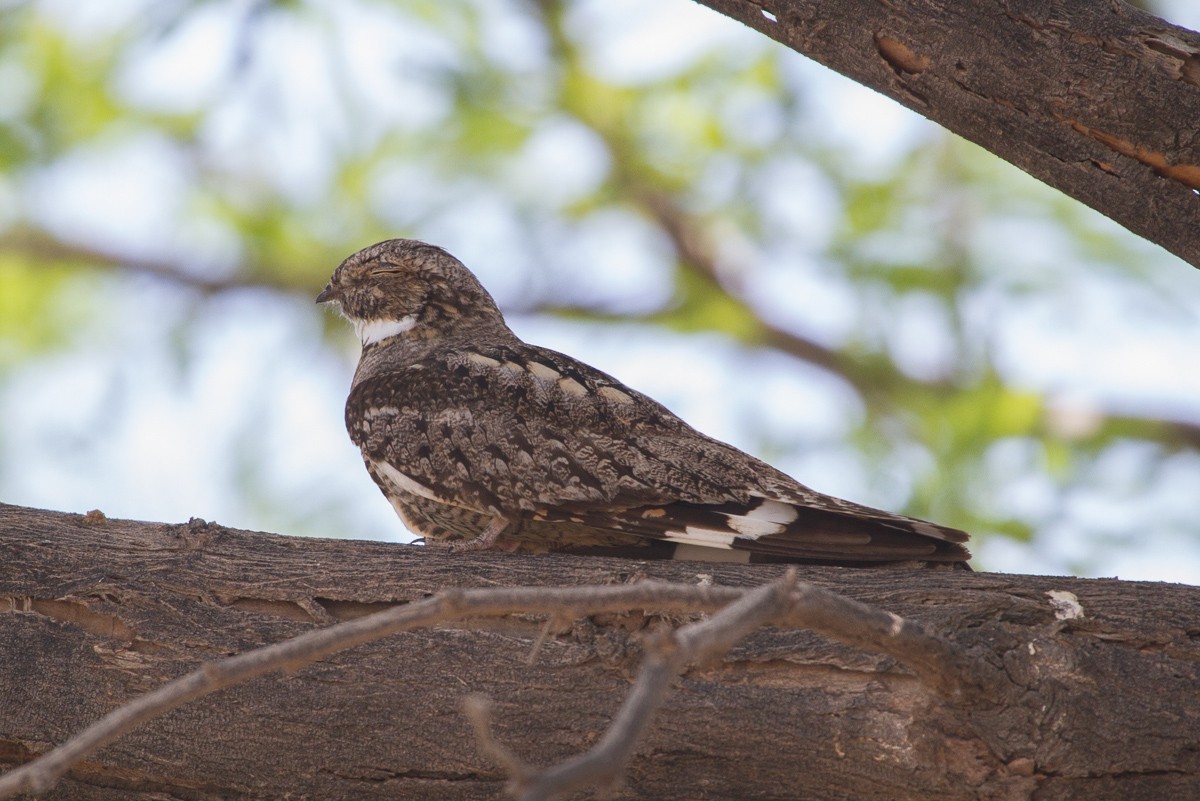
[1, 503, 1199, 800]
[696, 0, 1200, 269]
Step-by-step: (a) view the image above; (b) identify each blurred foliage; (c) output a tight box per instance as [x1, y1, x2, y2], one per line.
[0, 0, 1197, 574]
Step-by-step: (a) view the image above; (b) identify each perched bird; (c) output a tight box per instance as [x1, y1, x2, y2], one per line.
[317, 239, 971, 567]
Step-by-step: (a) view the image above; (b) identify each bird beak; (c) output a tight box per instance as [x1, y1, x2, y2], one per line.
[315, 285, 338, 304]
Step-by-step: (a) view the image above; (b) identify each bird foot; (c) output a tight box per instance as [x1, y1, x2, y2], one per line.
[447, 516, 513, 553]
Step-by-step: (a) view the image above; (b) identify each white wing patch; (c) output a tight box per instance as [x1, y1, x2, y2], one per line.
[372, 459, 441, 502]
[656, 498, 802, 550]
[356, 315, 418, 346]
[669, 527, 738, 549]
[724, 498, 799, 539]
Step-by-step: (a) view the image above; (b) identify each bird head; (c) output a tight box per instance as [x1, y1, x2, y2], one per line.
[317, 239, 507, 347]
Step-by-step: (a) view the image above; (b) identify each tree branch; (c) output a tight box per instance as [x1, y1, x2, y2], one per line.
[695, 0, 1200, 269]
[3, 505, 1199, 800]
[0, 581, 731, 799]
[473, 574, 800, 801]
[0, 227, 244, 293]
[636, 189, 866, 388]
[0, 569, 985, 800]
[579, 185, 1200, 456]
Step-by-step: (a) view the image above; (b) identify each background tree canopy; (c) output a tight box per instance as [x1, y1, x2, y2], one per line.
[1, 0, 1197, 581]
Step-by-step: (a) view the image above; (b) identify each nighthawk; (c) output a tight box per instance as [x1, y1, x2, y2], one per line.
[317, 239, 971, 567]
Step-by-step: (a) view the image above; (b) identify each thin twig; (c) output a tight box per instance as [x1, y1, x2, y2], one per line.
[775, 581, 983, 698]
[520, 650, 678, 801]
[525, 612, 575, 666]
[481, 573, 801, 801]
[464, 694, 529, 790]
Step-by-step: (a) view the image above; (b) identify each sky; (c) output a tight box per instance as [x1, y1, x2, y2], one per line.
[3, 0, 1199, 583]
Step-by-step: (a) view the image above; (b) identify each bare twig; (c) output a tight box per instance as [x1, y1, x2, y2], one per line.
[468, 571, 996, 801]
[491, 575, 800, 801]
[776, 581, 983, 698]
[464, 694, 529, 789]
[518, 648, 676, 800]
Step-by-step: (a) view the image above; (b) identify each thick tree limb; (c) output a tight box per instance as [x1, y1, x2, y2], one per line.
[0, 556, 989, 800]
[694, 0, 1200, 269]
[2, 504, 1199, 800]
[0, 580, 755, 799]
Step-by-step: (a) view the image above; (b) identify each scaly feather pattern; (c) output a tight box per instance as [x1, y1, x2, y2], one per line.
[318, 239, 971, 567]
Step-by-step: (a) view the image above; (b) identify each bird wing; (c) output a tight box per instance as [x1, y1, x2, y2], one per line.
[346, 341, 970, 564]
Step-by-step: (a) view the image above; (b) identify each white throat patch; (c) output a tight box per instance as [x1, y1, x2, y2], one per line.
[355, 315, 418, 346]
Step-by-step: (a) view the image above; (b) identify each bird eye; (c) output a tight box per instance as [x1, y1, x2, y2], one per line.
[370, 265, 406, 276]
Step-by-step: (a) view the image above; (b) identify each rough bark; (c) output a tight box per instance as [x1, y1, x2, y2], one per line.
[1, 503, 1198, 801]
[695, 0, 1200, 269]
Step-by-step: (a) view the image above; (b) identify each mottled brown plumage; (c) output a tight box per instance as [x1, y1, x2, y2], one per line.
[318, 239, 971, 566]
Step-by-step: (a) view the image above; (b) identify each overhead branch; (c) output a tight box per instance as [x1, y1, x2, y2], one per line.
[694, 0, 1200, 269]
